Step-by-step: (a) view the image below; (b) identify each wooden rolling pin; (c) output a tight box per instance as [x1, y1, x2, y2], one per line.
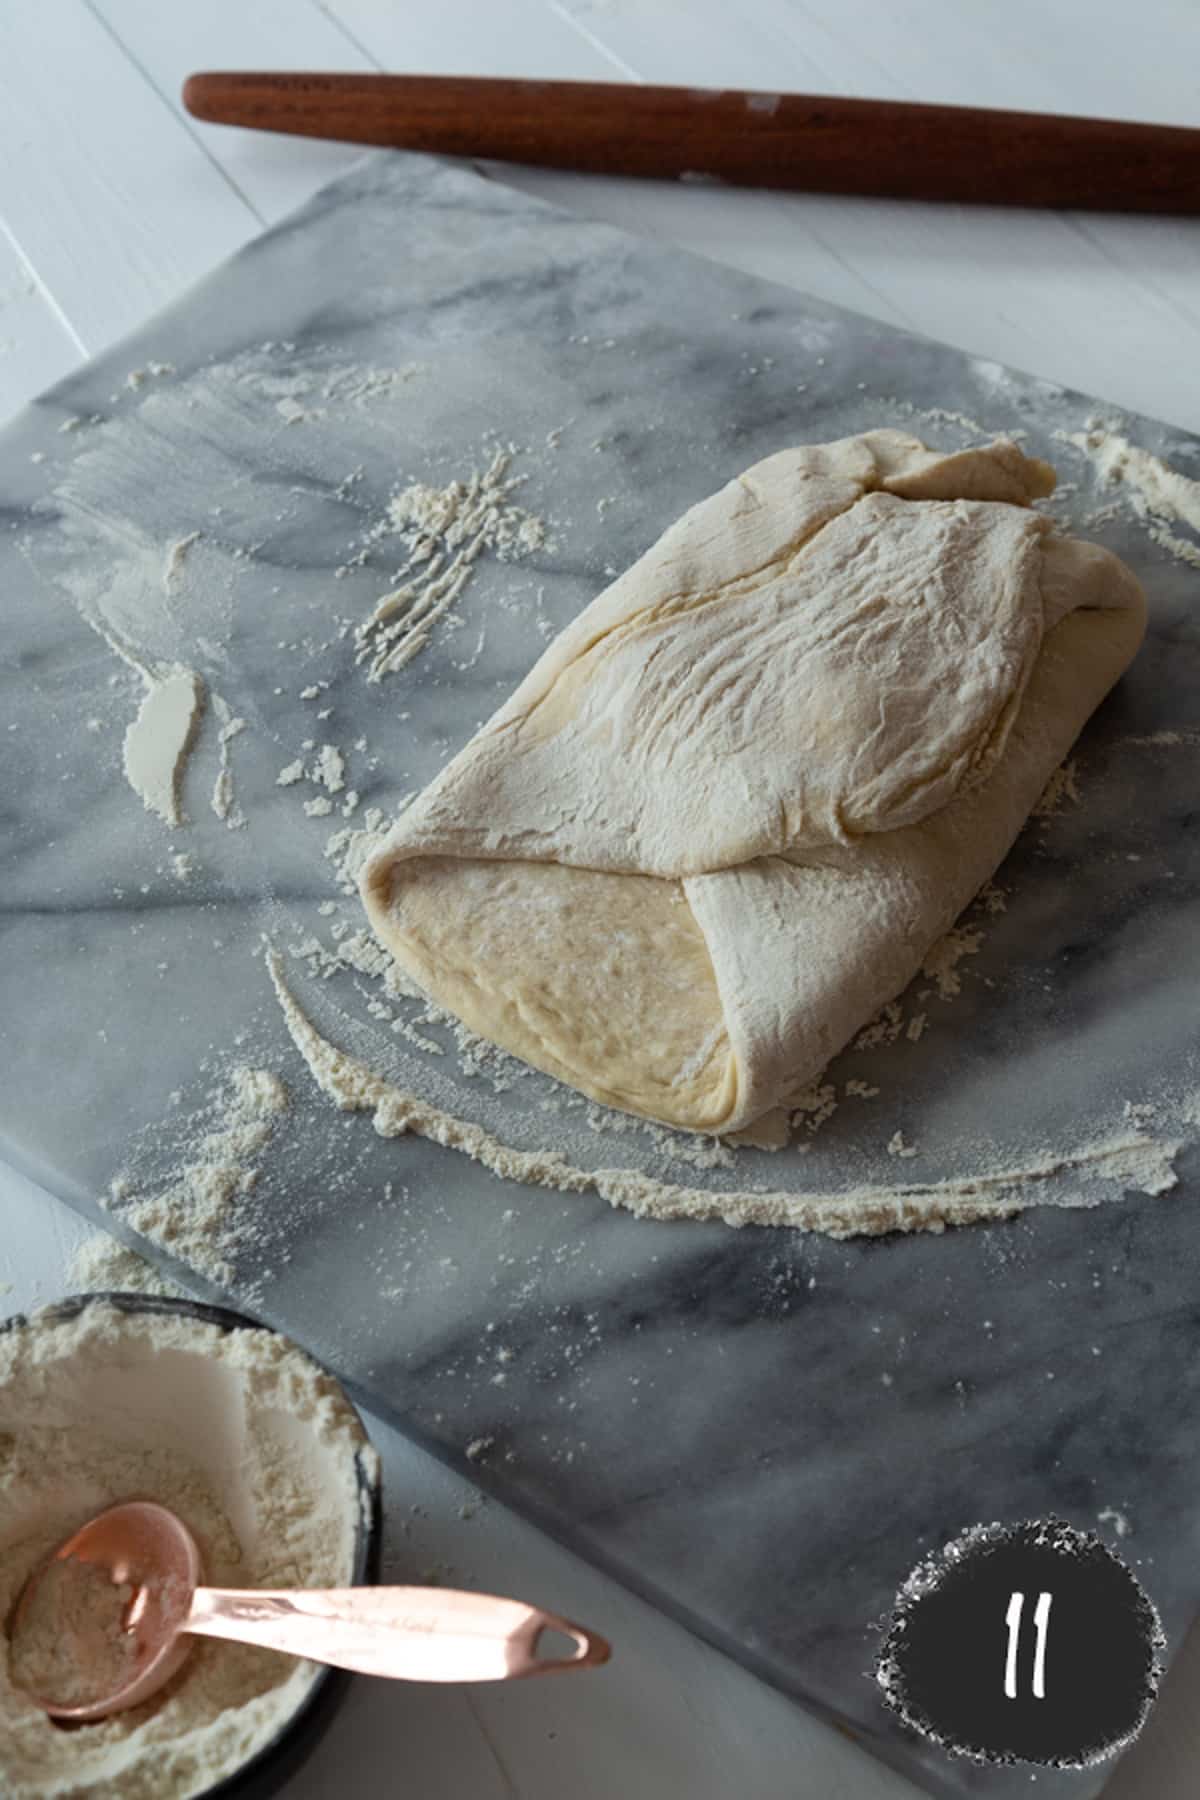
[182, 73, 1200, 213]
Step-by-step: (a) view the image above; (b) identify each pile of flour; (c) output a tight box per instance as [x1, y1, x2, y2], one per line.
[67, 1230, 186, 1298]
[108, 1066, 290, 1288]
[0, 1301, 374, 1798]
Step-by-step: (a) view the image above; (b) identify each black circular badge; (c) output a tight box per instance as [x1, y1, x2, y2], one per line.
[875, 1517, 1164, 1768]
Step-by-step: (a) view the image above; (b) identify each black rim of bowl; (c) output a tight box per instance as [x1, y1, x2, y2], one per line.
[0, 1290, 383, 1800]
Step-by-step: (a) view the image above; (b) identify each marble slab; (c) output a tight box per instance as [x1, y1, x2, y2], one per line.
[2, 152, 1199, 1798]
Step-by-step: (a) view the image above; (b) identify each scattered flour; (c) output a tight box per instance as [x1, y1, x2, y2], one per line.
[853, 1002, 905, 1052]
[323, 809, 392, 896]
[791, 1083, 838, 1135]
[922, 928, 984, 1002]
[239, 358, 423, 416]
[1032, 757, 1082, 820]
[105, 1068, 290, 1286]
[278, 746, 349, 819]
[266, 952, 1185, 1239]
[354, 448, 547, 680]
[126, 362, 175, 390]
[311, 745, 345, 793]
[163, 532, 200, 593]
[1061, 425, 1200, 569]
[1120, 729, 1200, 749]
[276, 396, 321, 426]
[210, 698, 246, 828]
[67, 1231, 184, 1298]
[919, 405, 995, 439]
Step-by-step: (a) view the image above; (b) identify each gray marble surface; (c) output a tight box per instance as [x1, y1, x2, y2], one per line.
[2, 152, 1199, 1798]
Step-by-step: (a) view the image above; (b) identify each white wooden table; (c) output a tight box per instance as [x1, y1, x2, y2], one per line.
[3, 6, 1199, 1795]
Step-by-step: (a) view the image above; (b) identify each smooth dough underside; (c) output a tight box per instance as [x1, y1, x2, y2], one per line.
[362, 430, 1146, 1134]
[386, 857, 735, 1122]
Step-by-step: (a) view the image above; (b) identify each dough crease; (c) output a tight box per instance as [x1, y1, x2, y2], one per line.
[361, 430, 1145, 1132]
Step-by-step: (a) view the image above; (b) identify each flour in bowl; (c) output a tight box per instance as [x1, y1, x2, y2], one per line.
[0, 1300, 374, 1799]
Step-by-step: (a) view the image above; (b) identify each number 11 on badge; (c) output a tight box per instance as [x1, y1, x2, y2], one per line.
[1005, 1591, 1052, 1699]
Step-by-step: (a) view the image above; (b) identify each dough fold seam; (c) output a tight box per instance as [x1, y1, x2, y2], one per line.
[362, 430, 1146, 1133]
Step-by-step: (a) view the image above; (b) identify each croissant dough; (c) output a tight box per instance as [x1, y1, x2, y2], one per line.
[361, 431, 1146, 1133]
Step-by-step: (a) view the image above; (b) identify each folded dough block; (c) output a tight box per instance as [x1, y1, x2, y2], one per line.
[361, 431, 1146, 1133]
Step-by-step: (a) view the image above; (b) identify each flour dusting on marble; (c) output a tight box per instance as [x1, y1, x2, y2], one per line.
[39, 344, 505, 841]
[211, 694, 247, 828]
[1032, 757, 1082, 819]
[267, 951, 1187, 1240]
[1060, 423, 1200, 569]
[163, 530, 201, 592]
[122, 667, 204, 826]
[58, 576, 209, 831]
[68, 1229, 185, 1297]
[921, 928, 984, 1002]
[105, 1065, 290, 1286]
[354, 447, 548, 679]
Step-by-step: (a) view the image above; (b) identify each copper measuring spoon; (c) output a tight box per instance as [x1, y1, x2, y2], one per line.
[10, 1501, 610, 1721]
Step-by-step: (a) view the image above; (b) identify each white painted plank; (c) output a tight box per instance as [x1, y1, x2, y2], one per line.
[0, 1166, 92, 1311]
[694, 0, 906, 100]
[0, 228, 84, 427]
[1062, 214, 1200, 370]
[562, 0, 1200, 120]
[0, 0, 260, 355]
[94, 0, 376, 226]
[770, 0, 1200, 122]
[538, 0, 1200, 430]
[555, 0, 843, 92]
[320, 0, 623, 79]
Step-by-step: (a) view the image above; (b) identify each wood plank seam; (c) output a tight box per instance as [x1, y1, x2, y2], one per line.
[545, 0, 645, 83]
[312, 0, 390, 72]
[0, 219, 88, 358]
[81, 0, 267, 228]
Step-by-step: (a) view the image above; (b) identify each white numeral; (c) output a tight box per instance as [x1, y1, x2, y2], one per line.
[1005, 1590, 1052, 1699]
[1032, 1592, 1052, 1699]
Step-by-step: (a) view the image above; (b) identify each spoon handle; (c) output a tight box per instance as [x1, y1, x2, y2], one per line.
[185, 1585, 609, 1682]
